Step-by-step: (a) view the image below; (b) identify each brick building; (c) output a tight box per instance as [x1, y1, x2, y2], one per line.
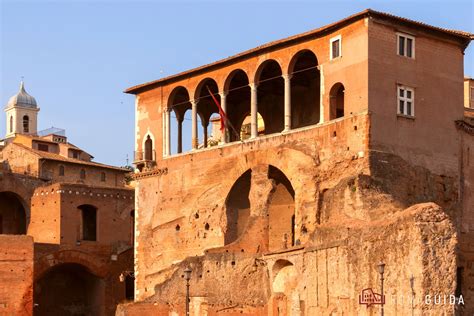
[120, 9, 474, 316]
[0, 82, 135, 315]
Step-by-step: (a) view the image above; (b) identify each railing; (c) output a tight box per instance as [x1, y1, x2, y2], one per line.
[134, 150, 156, 163]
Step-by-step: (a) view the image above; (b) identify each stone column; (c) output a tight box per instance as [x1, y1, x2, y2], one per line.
[165, 110, 171, 156]
[220, 92, 228, 144]
[250, 83, 258, 139]
[191, 100, 198, 149]
[202, 119, 209, 148]
[177, 114, 183, 154]
[283, 74, 292, 132]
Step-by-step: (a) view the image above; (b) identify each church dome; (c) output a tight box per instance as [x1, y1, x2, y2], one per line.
[6, 81, 38, 109]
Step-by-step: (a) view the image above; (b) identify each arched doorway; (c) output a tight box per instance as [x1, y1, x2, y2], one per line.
[268, 166, 295, 251]
[329, 83, 345, 120]
[0, 192, 27, 234]
[224, 170, 252, 245]
[288, 50, 320, 128]
[34, 263, 104, 316]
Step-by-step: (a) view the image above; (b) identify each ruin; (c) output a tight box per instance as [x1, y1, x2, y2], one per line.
[0, 82, 135, 315]
[120, 9, 474, 315]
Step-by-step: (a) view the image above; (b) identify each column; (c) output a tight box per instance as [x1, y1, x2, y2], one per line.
[191, 100, 198, 149]
[165, 110, 170, 156]
[220, 92, 228, 144]
[177, 115, 183, 154]
[161, 111, 166, 157]
[283, 74, 292, 132]
[250, 83, 258, 139]
[203, 120, 209, 148]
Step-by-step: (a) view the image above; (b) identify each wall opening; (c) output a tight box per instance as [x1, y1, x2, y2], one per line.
[0, 192, 27, 234]
[169, 86, 191, 154]
[79, 205, 97, 241]
[34, 263, 104, 316]
[256, 60, 284, 134]
[224, 170, 252, 245]
[289, 50, 320, 128]
[329, 83, 345, 120]
[23, 115, 29, 133]
[144, 135, 153, 160]
[225, 69, 250, 142]
[195, 78, 220, 149]
[268, 166, 295, 251]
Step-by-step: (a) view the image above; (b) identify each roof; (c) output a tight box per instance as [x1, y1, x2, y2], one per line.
[6, 81, 38, 109]
[125, 9, 473, 95]
[12, 143, 129, 172]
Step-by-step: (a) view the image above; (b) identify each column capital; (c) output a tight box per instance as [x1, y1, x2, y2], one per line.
[190, 99, 198, 106]
[219, 91, 228, 98]
[282, 74, 293, 81]
[249, 83, 258, 91]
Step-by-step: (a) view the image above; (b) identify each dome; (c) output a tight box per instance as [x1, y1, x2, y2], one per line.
[6, 81, 38, 109]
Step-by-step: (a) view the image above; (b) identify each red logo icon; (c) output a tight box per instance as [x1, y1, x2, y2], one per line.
[359, 288, 385, 307]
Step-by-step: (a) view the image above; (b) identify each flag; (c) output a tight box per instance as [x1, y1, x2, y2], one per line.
[206, 86, 227, 132]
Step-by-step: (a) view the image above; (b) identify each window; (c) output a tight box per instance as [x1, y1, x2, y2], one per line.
[23, 115, 29, 133]
[398, 86, 415, 117]
[9, 116, 13, 133]
[397, 33, 415, 58]
[38, 143, 49, 152]
[59, 165, 65, 176]
[80, 169, 86, 179]
[330, 35, 341, 60]
[100, 172, 106, 182]
[79, 205, 97, 241]
[72, 151, 79, 159]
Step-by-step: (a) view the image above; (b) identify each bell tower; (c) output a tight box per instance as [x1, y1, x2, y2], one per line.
[4, 81, 40, 138]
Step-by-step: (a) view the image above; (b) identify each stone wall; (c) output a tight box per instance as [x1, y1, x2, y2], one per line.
[0, 235, 34, 315]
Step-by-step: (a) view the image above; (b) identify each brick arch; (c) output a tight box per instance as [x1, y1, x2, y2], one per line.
[34, 249, 109, 280]
[286, 48, 319, 75]
[252, 58, 284, 85]
[0, 174, 35, 225]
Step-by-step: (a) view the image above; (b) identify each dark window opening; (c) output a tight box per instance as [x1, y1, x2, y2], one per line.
[79, 205, 97, 241]
[332, 39, 340, 59]
[100, 172, 106, 182]
[329, 83, 345, 120]
[80, 169, 86, 180]
[144, 136, 153, 160]
[125, 275, 134, 300]
[23, 115, 29, 133]
[9, 116, 13, 133]
[59, 165, 65, 176]
[456, 267, 464, 297]
[38, 143, 49, 152]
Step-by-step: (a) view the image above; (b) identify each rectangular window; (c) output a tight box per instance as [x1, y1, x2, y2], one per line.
[397, 86, 415, 116]
[38, 144, 49, 152]
[397, 33, 415, 58]
[330, 35, 341, 60]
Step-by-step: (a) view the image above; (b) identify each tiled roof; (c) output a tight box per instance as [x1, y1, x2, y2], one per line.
[124, 9, 473, 94]
[12, 143, 129, 172]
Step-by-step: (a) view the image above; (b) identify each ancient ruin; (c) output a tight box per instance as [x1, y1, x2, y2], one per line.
[119, 9, 474, 315]
[0, 82, 135, 315]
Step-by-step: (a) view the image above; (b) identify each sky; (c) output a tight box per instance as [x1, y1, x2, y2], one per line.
[1, 0, 473, 166]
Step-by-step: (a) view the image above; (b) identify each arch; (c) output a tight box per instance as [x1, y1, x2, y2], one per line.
[0, 191, 27, 234]
[78, 204, 97, 241]
[329, 83, 345, 120]
[224, 69, 251, 142]
[267, 165, 295, 251]
[254, 59, 284, 134]
[288, 50, 321, 128]
[23, 115, 29, 133]
[34, 263, 104, 316]
[168, 86, 191, 154]
[224, 169, 252, 245]
[194, 78, 220, 148]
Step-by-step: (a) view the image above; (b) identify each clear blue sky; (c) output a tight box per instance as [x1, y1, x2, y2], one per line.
[1, 0, 473, 166]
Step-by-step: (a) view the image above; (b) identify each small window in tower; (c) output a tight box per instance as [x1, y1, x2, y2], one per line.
[100, 172, 106, 182]
[23, 115, 29, 133]
[9, 116, 13, 133]
[59, 165, 65, 176]
[80, 169, 86, 180]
